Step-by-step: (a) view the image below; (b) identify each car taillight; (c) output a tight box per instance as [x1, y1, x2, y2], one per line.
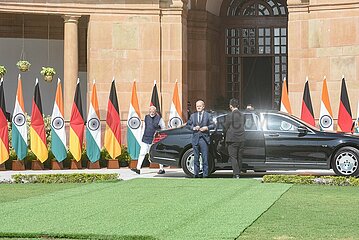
[153, 132, 167, 144]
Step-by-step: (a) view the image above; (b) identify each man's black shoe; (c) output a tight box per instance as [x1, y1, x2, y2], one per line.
[131, 168, 140, 174]
[233, 174, 240, 179]
[194, 175, 199, 178]
[157, 169, 165, 174]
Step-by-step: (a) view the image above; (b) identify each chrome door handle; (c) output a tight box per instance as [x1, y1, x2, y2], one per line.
[268, 133, 280, 137]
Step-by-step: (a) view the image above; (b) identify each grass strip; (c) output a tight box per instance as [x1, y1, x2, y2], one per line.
[0, 232, 156, 239]
[240, 184, 359, 240]
[0, 179, 290, 240]
[0, 184, 86, 203]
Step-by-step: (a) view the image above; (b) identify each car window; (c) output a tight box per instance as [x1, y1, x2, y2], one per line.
[265, 114, 300, 132]
[244, 114, 257, 130]
[215, 115, 226, 131]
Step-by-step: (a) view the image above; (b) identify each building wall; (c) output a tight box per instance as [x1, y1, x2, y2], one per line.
[87, 2, 188, 122]
[187, 8, 221, 110]
[2, 0, 359, 125]
[0, 1, 188, 124]
[288, 0, 359, 121]
[0, 37, 88, 116]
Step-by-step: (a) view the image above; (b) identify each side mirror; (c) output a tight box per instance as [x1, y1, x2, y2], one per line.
[297, 126, 308, 134]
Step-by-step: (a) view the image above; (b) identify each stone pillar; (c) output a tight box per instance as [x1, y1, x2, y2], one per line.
[63, 15, 80, 120]
[160, 0, 188, 120]
[187, 5, 221, 109]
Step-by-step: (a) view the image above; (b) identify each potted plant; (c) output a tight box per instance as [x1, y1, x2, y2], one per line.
[16, 60, 31, 72]
[0, 65, 7, 78]
[118, 145, 131, 167]
[101, 148, 120, 169]
[40, 66, 56, 82]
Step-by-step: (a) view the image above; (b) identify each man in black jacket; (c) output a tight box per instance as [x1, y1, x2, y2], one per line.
[187, 100, 215, 178]
[224, 98, 245, 178]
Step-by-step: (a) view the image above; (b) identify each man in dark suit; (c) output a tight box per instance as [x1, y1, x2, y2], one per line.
[187, 100, 215, 178]
[224, 98, 245, 178]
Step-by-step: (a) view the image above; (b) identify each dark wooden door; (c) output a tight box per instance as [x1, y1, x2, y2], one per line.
[242, 57, 272, 109]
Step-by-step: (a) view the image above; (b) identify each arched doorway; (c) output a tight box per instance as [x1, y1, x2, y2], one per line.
[220, 0, 288, 109]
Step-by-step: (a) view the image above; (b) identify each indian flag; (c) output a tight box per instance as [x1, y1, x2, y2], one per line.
[51, 78, 67, 162]
[12, 74, 27, 160]
[127, 80, 142, 160]
[280, 78, 292, 114]
[86, 80, 101, 163]
[319, 77, 334, 131]
[30, 78, 48, 162]
[168, 80, 183, 128]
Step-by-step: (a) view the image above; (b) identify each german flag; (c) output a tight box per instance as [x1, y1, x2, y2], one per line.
[104, 80, 121, 159]
[300, 79, 315, 126]
[150, 80, 161, 116]
[0, 78, 9, 164]
[30, 79, 48, 162]
[69, 79, 84, 161]
[338, 77, 353, 132]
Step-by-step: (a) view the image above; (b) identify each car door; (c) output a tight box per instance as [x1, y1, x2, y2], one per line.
[211, 112, 265, 167]
[262, 113, 320, 168]
[242, 112, 266, 167]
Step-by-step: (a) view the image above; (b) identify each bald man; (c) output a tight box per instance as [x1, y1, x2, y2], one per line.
[186, 100, 215, 178]
[131, 106, 166, 174]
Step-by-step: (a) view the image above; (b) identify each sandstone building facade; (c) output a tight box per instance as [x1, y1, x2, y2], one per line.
[0, 0, 359, 125]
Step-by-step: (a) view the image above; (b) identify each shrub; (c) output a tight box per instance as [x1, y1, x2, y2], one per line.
[100, 146, 131, 166]
[262, 175, 359, 186]
[11, 173, 120, 184]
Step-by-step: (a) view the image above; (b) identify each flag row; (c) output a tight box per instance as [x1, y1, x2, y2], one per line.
[280, 76, 357, 133]
[0, 76, 183, 164]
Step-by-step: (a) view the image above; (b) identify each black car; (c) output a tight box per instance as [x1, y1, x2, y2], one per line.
[149, 110, 359, 177]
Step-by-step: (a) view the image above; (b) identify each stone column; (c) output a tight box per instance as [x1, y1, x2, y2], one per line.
[160, 0, 188, 120]
[63, 15, 81, 120]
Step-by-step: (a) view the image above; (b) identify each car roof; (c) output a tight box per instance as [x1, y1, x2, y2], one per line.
[212, 109, 290, 116]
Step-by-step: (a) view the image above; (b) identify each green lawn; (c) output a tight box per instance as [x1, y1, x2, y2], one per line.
[0, 183, 85, 203]
[2, 180, 358, 240]
[0, 179, 290, 240]
[240, 184, 359, 240]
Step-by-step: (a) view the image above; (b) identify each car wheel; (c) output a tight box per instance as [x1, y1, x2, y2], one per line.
[332, 147, 359, 177]
[180, 148, 214, 178]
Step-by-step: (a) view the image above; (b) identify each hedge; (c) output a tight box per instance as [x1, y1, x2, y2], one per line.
[262, 175, 359, 186]
[8, 173, 121, 184]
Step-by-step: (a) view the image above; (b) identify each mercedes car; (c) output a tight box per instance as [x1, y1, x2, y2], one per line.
[149, 110, 359, 178]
